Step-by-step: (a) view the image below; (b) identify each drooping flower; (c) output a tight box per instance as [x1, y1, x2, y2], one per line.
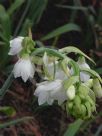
[43, 52, 67, 80]
[13, 57, 35, 82]
[34, 80, 67, 105]
[8, 37, 24, 55]
[78, 57, 90, 82]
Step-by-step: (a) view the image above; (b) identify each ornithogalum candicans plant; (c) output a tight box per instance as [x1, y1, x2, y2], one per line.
[8, 35, 102, 119]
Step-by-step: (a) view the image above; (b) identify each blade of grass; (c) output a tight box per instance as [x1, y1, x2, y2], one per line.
[0, 5, 11, 40]
[7, 0, 25, 16]
[28, 0, 48, 24]
[14, 0, 31, 36]
[64, 119, 83, 136]
[0, 72, 14, 99]
[0, 116, 33, 129]
[18, 0, 48, 36]
[56, 5, 88, 11]
[41, 23, 80, 41]
[95, 125, 102, 136]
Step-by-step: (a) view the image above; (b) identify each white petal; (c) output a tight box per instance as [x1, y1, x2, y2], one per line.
[35, 80, 62, 95]
[55, 69, 67, 80]
[44, 60, 67, 80]
[13, 58, 35, 82]
[47, 98, 54, 105]
[38, 92, 49, 105]
[51, 89, 67, 105]
[80, 72, 90, 82]
[34, 80, 67, 105]
[50, 80, 67, 104]
[8, 37, 24, 55]
[77, 58, 90, 82]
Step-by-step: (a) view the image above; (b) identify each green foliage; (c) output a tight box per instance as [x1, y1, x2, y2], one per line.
[41, 23, 80, 41]
[0, 0, 102, 135]
[0, 72, 14, 98]
[0, 106, 16, 117]
[0, 116, 33, 129]
[7, 0, 25, 16]
[0, 0, 48, 69]
[64, 119, 83, 136]
[59, 46, 95, 64]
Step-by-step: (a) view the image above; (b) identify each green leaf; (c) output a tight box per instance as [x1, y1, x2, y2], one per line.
[64, 119, 83, 136]
[28, 0, 48, 24]
[18, 0, 48, 35]
[32, 47, 66, 59]
[0, 106, 16, 117]
[59, 46, 95, 64]
[81, 68, 102, 84]
[95, 68, 102, 75]
[0, 72, 14, 98]
[63, 76, 79, 90]
[69, 60, 80, 76]
[95, 124, 102, 136]
[0, 116, 33, 129]
[0, 5, 11, 41]
[56, 5, 88, 11]
[19, 19, 32, 36]
[56, 5, 95, 15]
[7, 0, 25, 16]
[41, 23, 80, 41]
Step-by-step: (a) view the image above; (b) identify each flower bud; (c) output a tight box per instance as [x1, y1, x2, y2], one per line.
[86, 95, 96, 112]
[74, 95, 81, 105]
[84, 79, 93, 88]
[86, 96, 94, 106]
[93, 78, 102, 98]
[81, 104, 87, 118]
[66, 101, 73, 114]
[73, 104, 81, 116]
[60, 59, 70, 77]
[78, 57, 90, 82]
[67, 101, 73, 109]
[67, 85, 75, 100]
[22, 37, 34, 54]
[78, 84, 89, 100]
[85, 101, 91, 118]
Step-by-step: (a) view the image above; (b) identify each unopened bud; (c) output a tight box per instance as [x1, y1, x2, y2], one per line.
[81, 104, 87, 118]
[78, 84, 89, 100]
[85, 101, 91, 118]
[67, 85, 75, 100]
[93, 78, 102, 98]
[74, 95, 81, 105]
[84, 79, 93, 88]
[67, 101, 73, 109]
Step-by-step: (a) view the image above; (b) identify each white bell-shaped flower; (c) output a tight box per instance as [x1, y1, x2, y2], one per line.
[67, 85, 75, 100]
[13, 57, 35, 82]
[43, 52, 67, 80]
[78, 57, 90, 82]
[34, 80, 67, 105]
[8, 37, 24, 55]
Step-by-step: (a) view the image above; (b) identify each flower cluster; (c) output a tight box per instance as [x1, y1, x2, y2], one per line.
[8, 37, 35, 82]
[8, 36, 102, 119]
